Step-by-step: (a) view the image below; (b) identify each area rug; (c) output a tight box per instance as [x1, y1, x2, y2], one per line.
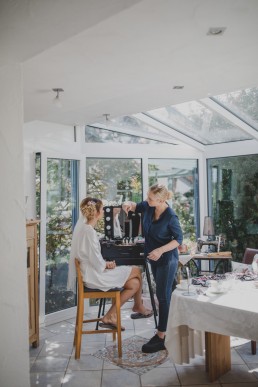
[92, 335, 168, 375]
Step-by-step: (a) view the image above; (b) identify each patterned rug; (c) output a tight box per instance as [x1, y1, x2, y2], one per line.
[93, 335, 168, 375]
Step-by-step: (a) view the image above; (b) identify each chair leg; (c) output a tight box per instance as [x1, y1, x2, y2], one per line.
[111, 298, 116, 341]
[73, 307, 78, 346]
[96, 298, 103, 330]
[102, 298, 106, 315]
[73, 294, 80, 346]
[251, 340, 256, 355]
[75, 298, 84, 359]
[115, 293, 122, 357]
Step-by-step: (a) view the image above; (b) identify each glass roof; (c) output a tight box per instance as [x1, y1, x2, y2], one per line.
[87, 86, 258, 146]
[212, 87, 258, 131]
[147, 101, 252, 145]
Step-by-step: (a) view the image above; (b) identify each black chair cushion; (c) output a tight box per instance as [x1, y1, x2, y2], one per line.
[83, 286, 124, 293]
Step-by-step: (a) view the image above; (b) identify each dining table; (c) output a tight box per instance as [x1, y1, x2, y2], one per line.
[179, 252, 232, 275]
[166, 278, 258, 382]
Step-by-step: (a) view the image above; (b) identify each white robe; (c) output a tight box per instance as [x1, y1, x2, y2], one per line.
[67, 218, 131, 292]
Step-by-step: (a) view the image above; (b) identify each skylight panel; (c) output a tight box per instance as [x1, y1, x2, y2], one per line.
[213, 87, 258, 131]
[147, 100, 252, 145]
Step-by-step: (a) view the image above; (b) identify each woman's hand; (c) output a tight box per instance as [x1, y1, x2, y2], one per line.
[106, 260, 116, 269]
[122, 201, 135, 215]
[147, 248, 163, 261]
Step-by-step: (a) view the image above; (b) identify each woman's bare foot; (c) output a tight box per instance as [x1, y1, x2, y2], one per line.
[101, 316, 125, 331]
[132, 305, 153, 316]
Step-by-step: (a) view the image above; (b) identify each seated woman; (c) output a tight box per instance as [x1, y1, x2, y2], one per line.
[68, 197, 152, 329]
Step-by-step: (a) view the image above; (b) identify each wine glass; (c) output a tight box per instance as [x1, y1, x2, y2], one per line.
[182, 266, 195, 296]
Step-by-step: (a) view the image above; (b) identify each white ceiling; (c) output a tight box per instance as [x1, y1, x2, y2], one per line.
[2, 0, 258, 127]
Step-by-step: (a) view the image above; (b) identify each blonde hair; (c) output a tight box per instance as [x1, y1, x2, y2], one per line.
[80, 197, 103, 221]
[148, 184, 173, 201]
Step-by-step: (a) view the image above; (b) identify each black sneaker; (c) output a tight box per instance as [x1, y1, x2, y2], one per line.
[142, 334, 166, 353]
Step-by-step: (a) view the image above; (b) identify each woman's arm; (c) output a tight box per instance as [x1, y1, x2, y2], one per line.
[122, 201, 137, 215]
[148, 214, 183, 262]
[147, 240, 179, 261]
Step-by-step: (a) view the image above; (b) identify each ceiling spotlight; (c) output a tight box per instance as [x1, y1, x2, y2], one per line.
[52, 88, 64, 108]
[207, 27, 226, 36]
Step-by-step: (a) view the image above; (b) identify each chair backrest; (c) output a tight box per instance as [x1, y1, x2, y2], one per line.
[75, 258, 84, 296]
[243, 248, 258, 264]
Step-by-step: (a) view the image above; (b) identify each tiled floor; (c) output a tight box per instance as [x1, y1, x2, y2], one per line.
[30, 302, 258, 387]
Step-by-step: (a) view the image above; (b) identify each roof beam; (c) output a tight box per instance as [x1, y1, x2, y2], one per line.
[136, 113, 205, 151]
[88, 123, 179, 145]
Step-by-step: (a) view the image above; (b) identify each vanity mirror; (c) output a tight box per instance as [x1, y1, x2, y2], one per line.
[103, 206, 142, 240]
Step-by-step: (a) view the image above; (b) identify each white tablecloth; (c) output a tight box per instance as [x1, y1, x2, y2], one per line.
[179, 254, 192, 266]
[166, 281, 258, 364]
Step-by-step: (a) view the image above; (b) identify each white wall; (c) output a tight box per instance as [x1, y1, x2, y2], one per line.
[0, 64, 30, 387]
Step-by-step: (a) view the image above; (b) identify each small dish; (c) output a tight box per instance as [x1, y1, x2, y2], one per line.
[208, 288, 227, 294]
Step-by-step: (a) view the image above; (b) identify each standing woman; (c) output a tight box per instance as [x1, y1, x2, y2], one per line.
[122, 184, 183, 353]
[68, 197, 152, 329]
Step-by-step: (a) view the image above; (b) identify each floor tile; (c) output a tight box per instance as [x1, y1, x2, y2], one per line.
[103, 360, 122, 370]
[72, 341, 106, 356]
[30, 371, 64, 387]
[30, 356, 69, 372]
[185, 385, 220, 387]
[231, 348, 246, 364]
[39, 327, 58, 340]
[106, 330, 135, 342]
[38, 341, 74, 357]
[67, 354, 103, 371]
[175, 365, 212, 384]
[220, 383, 258, 387]
[102, 369, 141, 387]
[236, 342, 258, 363]
[44, 331, 75, 343]
[246, 363, 258, 379]
[219, 364, 258, 383]
[141, 365, 180, 386]
[44, 321, 75, 335]
[156, 358, 175, 368]
[29, 343, 44, 358]
[64, 370, 102, 387]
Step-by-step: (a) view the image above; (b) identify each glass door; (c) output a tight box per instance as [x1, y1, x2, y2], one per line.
[36, 153, 81, 324]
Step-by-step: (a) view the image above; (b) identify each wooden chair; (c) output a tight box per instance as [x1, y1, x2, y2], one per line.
[243, 248, 258, 355]
[74, 258, 122, 359]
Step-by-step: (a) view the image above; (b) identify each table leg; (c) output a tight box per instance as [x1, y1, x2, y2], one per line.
[205, 332, 231, 382]
[145, 261, 158, 328]
[214, 258, 231, 274]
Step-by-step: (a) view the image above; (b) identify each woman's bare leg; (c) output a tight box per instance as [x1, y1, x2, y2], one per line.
[128, 267, 151, 314]
[102, 277, 140, 324]
[102, 267, 152, 324]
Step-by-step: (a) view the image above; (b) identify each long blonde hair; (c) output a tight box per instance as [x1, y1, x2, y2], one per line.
[149, 184, 173, 201]
[80, 197, 103, 221]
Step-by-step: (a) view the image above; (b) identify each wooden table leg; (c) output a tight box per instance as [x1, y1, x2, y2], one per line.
[205, 332, 231, 382]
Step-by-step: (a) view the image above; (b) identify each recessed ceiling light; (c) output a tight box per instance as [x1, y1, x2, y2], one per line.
[207, 27, 226, 36]
[173, 86, 184, 90]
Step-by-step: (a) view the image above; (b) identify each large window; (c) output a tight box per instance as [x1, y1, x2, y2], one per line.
[207, 154, 258, 261]
[86, 158, 142, 204]
[45, 158, 79, 314]
[36, 154, 79, 314]
[148, 159, 199, 248]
